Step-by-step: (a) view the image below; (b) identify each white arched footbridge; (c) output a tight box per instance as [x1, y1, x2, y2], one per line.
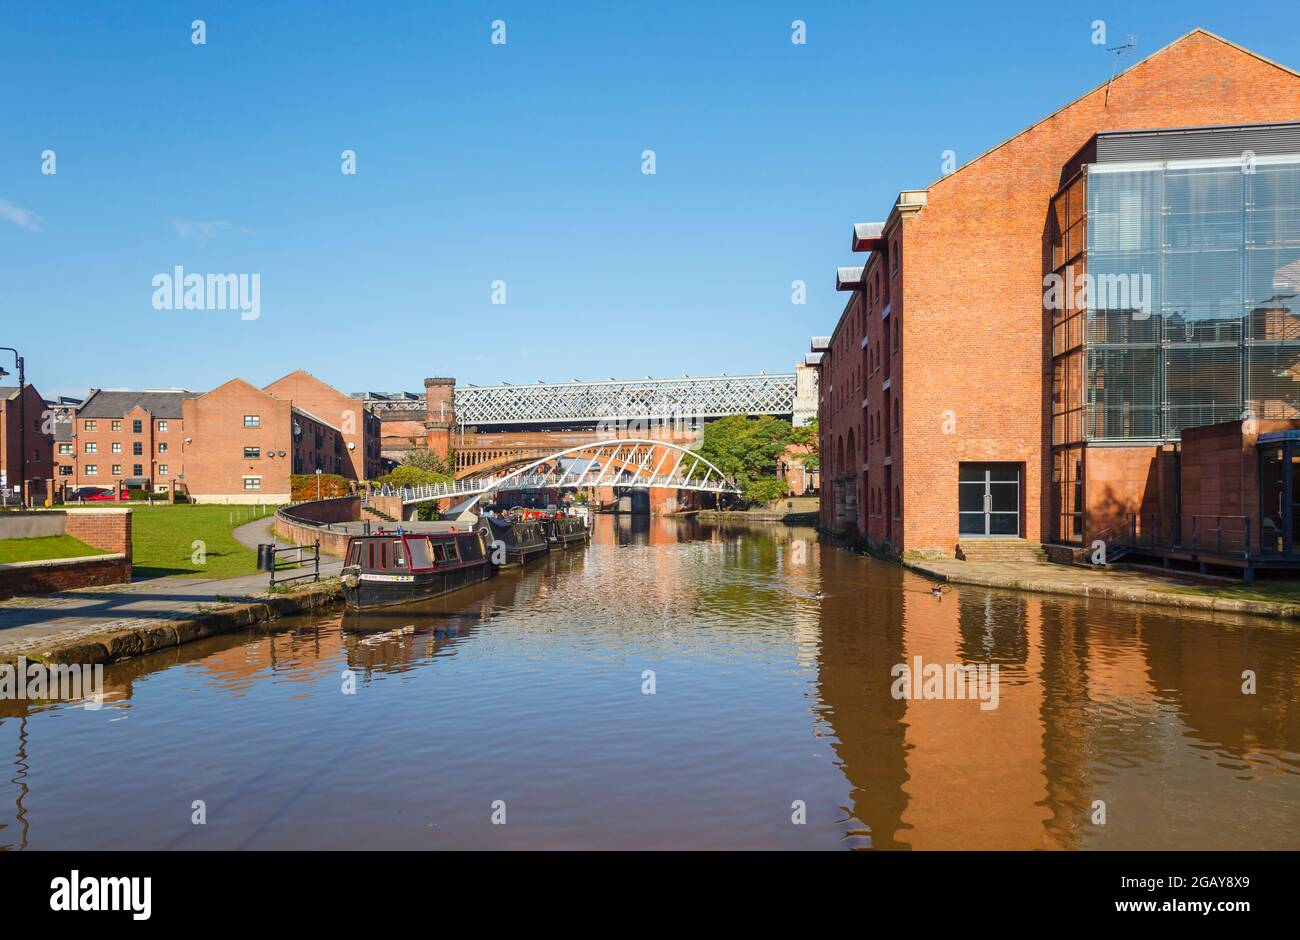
[367, 439, 741, 507]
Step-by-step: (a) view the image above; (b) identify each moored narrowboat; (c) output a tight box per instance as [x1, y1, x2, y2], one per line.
[341, 522, 495, 610]
[477, 515, 548, 567]
[543, 513, 589, 547]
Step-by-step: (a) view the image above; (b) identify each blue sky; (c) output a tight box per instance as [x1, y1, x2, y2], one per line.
[2, 1, 1297, 399]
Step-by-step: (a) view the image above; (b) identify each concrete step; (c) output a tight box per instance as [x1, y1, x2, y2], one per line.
[956, 540, 1048, 563]
[363, 506, 396, 523]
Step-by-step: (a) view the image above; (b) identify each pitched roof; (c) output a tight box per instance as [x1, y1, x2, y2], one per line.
[78, 389, 200, 419]
[0, 386, 19, 402]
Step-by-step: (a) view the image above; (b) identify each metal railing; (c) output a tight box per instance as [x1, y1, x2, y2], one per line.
[265, 539, 321, 588]
[360, 439, 743, 505]
[1095, 512, 1252, 560]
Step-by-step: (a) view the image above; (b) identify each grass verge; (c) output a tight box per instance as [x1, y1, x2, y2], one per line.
[61, 503, 279, 579]
[0, 534, 106, 564]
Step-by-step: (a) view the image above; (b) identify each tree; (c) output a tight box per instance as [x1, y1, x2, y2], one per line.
[794, 418, 819, 471]
[697, 416, 794, 484]
[743, 477, 790, 504]
[400, 447, 453, 477]
[375, 465, 452, 488]
[697, 415, 801, 505]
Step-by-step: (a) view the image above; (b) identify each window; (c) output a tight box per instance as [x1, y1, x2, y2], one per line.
[58, 443, 72, 456]
[243, 477, 261, 490]
[111, 420, 121, 432]
[84, 420, 97, 431]
[159, 464, 169, 476]
[244, 415, 260, 428]
[155, 484, 168, 493]
[406, 537, 432, 568]
[244, 446, 261, 459]
[132, 464, 143, 476]
[158, 442, 168, 453]
[85, 464, 98, 475]
[132, 420, 142, 433]
[892, 238, 900, 274]
[111, 464, 122, 475]
[112, 442, 122, 454]
[158, 421, 169, 432]
[893, 398, 900, 431]
[132, 442, 143, 456]
[84, 442, 97, 454]
[58, 465, 72, 476]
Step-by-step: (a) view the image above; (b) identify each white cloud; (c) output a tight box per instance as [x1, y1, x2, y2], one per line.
[172, 218, 251, 239]
[0, 198, 42, 231]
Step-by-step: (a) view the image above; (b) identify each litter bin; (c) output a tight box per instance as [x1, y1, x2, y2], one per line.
[257, 543, 274, 572]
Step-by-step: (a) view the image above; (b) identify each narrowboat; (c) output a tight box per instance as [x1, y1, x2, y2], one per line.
[543, 513, 589, 547]
[477, 515, 549, 567]
[341, 522, 495, 610]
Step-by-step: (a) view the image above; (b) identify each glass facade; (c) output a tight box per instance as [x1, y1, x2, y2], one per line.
[1084, 154, 1300, 441]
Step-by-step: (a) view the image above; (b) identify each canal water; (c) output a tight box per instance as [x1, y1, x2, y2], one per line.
[2, 516, 1298, 850]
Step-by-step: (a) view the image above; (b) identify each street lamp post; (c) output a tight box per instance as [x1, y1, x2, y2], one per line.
[0, 348, 25, 506]
[316, 468, 322, 500]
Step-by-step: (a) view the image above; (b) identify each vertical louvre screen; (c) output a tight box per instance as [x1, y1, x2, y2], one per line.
[1084, 155, 1300, 440]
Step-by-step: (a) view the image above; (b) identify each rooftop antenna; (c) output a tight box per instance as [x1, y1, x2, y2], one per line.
[1105, 35, 1136, 106]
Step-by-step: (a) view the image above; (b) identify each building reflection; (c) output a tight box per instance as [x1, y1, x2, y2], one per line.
[813, 547, 910, 848]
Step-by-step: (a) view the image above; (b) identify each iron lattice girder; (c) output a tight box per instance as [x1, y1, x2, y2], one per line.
[373, 439, 742, 505]
[453, 373, 797, 425]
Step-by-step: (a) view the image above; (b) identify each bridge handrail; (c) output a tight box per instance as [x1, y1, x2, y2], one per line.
[376, 439, 743, 504]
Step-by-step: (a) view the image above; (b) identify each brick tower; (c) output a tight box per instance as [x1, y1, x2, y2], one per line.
[424, 377, 456, 459]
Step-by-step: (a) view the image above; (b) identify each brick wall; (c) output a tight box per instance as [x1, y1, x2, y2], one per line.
[273, 497, 359, 557]
[0, 556, 132, 600]
[183, 378, 295, 501]
[0, 385, 55, 499]
[64, 508, 132, 560]
[1180, 418, 1299, 553]
[820, 30, 1300, 557]
[264, 370, 371, 480]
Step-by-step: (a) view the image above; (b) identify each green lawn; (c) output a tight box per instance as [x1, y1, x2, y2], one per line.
[61, 503, 280, 580]
[0, 534, 106, 564]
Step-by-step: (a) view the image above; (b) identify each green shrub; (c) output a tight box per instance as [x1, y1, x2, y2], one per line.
[743, 477, 789, 505]
[290, 473, 351, 501]
[374, 465, 453, 489]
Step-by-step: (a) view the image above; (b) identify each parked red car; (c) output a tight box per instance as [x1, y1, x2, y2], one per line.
[67, 486, 125, 502]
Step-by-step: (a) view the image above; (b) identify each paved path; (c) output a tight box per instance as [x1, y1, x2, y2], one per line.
[0, 518, 343, 657]
[909, 557, 1300, 623]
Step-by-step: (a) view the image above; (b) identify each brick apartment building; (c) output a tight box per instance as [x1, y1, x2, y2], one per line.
[65, 390, 196, 493]
[0, 383, 54, 502]
[57, 372, 378, 503]
[181, 378, 348, 502]
[264, 369, 383, 480]
[816, 30, 1300, 565]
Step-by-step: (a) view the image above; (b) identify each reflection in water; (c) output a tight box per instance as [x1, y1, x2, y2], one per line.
[0, 515, 1297, 849]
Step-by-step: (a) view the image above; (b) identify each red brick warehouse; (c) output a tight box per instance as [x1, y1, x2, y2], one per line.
[814, 29, 1300, 561]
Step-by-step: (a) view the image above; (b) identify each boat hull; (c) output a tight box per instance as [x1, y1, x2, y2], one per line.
[478, 517, 549, 567]
[549, 519, 589, 547]
[342, 562, 494, 610]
